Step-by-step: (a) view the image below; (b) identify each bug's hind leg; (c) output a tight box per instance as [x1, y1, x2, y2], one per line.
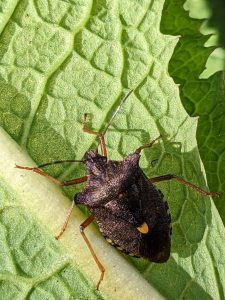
[135, 135, 162, 154]
[82, 113, 107, 157]
[80, 215, 105, 290]
[149, 174, 220, 197]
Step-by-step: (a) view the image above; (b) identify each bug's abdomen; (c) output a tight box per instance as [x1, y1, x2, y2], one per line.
[91, 171, 171, 262]
[91, 204, 171, 262]
[139, 228, 171, 262]
[136, 179, 171, 262]
[90, 206, 141, 256]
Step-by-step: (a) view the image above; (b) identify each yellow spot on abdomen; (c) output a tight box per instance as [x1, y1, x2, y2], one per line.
[137, 222, 149, 234]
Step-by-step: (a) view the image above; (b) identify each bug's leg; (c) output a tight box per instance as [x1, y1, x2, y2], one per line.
[149, 174, 220, 196]
[55, 200, 75, 240]
[16, 159, 84, 170]
[15, 165, 87, 186]
[16, 161, 87, 241]
[82, 91, 133, 157]
[34, 160, 84, 168]
[80, 215, 105, 290]
[82, 113, 107, 157]
[135, 135, 162, 154]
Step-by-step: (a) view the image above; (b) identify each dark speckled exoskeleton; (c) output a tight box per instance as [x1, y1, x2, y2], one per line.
[76, 148, 171, 263]
[16, 90, 220, 290]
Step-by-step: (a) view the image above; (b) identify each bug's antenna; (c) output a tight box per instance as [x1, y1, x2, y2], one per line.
[102, 89, 133, 135]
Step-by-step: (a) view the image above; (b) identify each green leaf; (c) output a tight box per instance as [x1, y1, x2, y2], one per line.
[0, 0, 225, 299]
[161, 0, 225, 225]
[0, 151, 102, 299]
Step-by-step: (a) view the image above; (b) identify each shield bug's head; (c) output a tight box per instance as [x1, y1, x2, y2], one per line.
[84, 150, 107, 176]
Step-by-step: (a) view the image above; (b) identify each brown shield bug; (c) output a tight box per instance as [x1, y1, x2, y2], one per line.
[16, 90, 219, 289]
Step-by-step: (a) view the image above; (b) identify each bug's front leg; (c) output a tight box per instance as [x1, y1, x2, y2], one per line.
[82, 113, 107, 157]
[149, 174, 220, 197]
[80, 215, 105, 290]
[55, 200, 75, 240]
